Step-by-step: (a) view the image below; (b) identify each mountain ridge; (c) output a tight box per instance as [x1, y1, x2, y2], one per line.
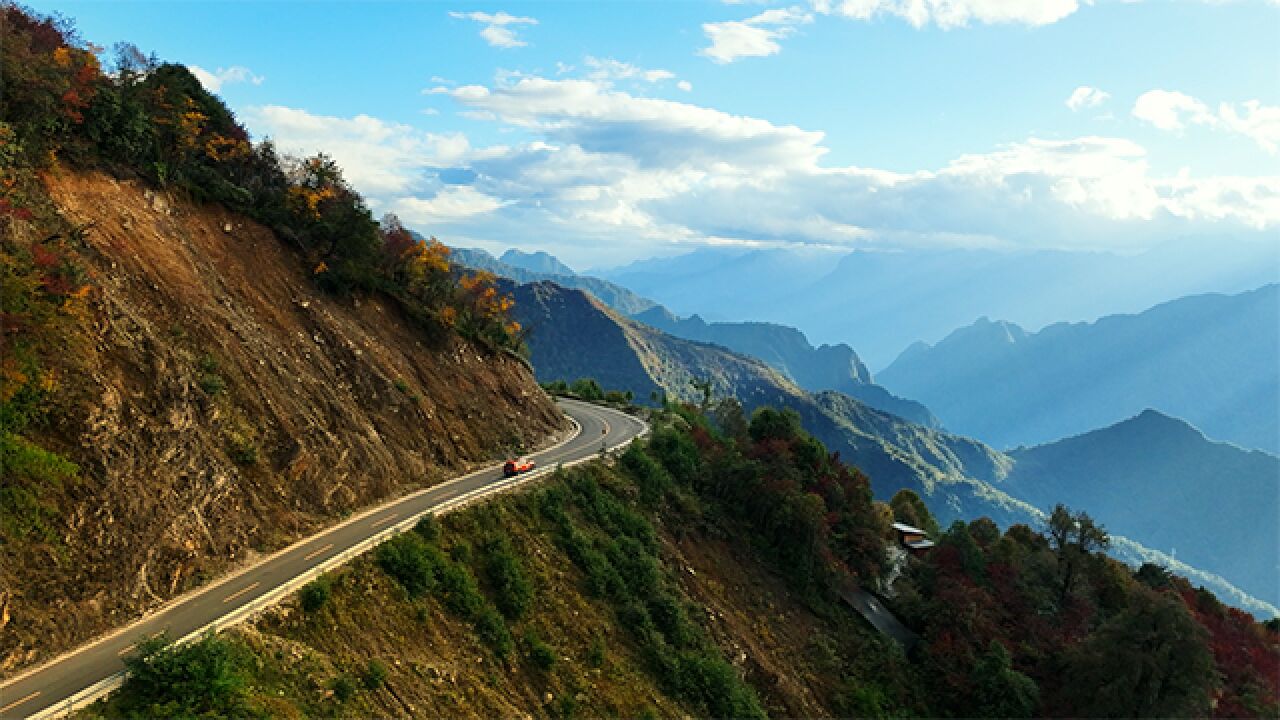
[596, 243, 1280, 369]
[1003, 407, 1280, 606]
[878, 284, 1280, 454]
[508, 279, 1278, 617]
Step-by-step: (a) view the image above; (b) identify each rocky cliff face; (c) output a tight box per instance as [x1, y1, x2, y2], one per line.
[0, 171, 564, 676]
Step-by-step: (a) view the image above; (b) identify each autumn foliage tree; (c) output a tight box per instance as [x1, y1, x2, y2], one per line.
[0, 3, 524, 352]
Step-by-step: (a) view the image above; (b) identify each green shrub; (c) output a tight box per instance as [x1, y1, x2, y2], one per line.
[113, 633, 254, 717]
[648, 592, 694, 649]
[331, 675, 356, 702]
[474, 607, 513, 658]
[569, 378, 603, 402]
[299, 577, 331, 613]
[0, 432, 78, 483]
[525, 632, 556, 672]
[646, 429, 700, 485]
[449, 541, 472, 564]
[198, 372, 226, 396]
[414, 514, 441, 544]
[361, 659, 388, 690]
[483, 536, 533, 620]
[587, 636, 607, 668]
[438, 560, 485, 618]
[674, 651, 767, 720]
[0, 433, 76, 542]
[198, 354, 220, 374]
[375, 533, 440, 598]
[0, 485, 55, 542]
[225, 430, 257, 466]
[620, 444, 671, 506]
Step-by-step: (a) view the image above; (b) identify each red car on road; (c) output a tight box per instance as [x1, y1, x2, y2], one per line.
[502, 458, 536, 478]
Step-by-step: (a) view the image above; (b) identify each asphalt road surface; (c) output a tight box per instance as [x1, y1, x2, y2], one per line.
[0, 398, 647, 719]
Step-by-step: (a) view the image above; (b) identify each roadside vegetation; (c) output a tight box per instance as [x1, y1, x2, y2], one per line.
[90, 398, 1278, 718]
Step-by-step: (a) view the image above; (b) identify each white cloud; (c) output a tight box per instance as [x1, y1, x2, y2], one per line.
[189, 65, 264, 93]
[389, 186, 507, 224]
[244, 105, 470, 196]
[677, 80, 694, 92]
[1133, 90, 1280, 153]
[246, 77, 1280, 266]
[1066, 86, 1110, 112]
[1219, 100, 1280, 154]
[826, 0, 1079, 28]
[1132, 89, 1215, 131]
[439, 76, 828, 170]
[585, 56, 677, 85]
[699, 6, 813, 63]
[449, 10, 538, 48]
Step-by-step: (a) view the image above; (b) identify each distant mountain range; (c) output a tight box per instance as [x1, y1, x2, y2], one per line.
[878, 285, 1280, 454]
[595, 241, 1280, 369]
[456, 246, 935, 425]
[500, 248, 576, 277]
[508, 279, 1278, 616]
[448, 246, 657, 316]
[1002, 409, 1280, 608]
[632, 306, 938, 427]
[509, 280, 1011, 514]
[512, 278, 1280, 614]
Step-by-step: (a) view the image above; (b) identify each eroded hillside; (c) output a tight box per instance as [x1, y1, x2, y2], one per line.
[1, 171, 564, 676]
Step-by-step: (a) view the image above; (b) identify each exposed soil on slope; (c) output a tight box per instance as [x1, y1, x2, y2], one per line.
[0, 171, 564, 676]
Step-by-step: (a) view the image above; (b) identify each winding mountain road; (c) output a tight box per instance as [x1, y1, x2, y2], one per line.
[1, 398, 647, 719]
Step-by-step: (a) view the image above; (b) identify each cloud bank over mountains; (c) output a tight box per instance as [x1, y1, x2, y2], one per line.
[245, 67, 1278, 265]
[230, 1, 1278, 267]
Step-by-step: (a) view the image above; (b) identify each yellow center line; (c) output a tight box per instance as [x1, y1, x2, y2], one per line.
[302, 542, 335, 562]
[117, 643, 135, 656]
[0, 691, 40, 714]
[370, 513, 399, 528]
[222, 581, 261, 605]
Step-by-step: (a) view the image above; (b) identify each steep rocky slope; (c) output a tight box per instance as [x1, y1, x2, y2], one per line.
[1, 171, 564, 676]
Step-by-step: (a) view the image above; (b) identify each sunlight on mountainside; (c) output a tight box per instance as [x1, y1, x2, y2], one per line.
[2, 1, 1276, 717]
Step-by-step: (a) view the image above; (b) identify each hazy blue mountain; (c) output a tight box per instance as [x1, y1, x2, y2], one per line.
[632, 306, 940, 428]
[461, 244, 937, 425]
[449, 246, 657, 316]
[509, 280, 1012, 520]
[1004, 409, 1280, 607]
[510, 279, 1278, 617]
[500, 248, 576, 277]
[877, 285, 1280, 454]
[597, 240, 1280, 370]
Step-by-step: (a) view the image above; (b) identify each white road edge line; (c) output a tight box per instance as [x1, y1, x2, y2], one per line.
[20, 403, 647, 720]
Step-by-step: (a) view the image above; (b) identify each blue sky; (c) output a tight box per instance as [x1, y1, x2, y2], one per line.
[34, 0, 1280, 269]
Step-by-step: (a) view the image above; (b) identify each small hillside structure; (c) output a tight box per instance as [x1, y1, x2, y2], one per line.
[892, 522, 935, 554]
